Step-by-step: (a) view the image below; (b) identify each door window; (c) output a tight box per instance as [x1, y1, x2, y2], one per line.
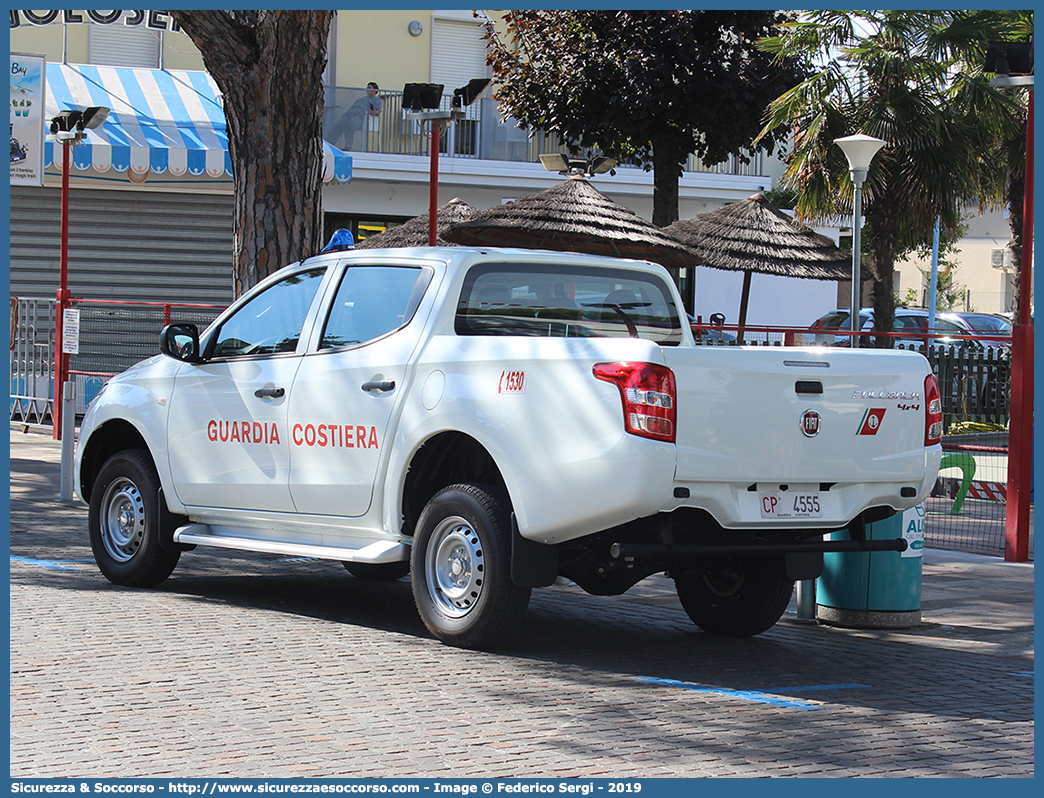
[211, 268, 326, 358]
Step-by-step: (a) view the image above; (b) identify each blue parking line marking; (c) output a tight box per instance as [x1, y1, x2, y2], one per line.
[766, 682, 870, 693]
[1008, 671, 1034, 678]
[636, 676, 868, 711]
[10, 555, 89, 571]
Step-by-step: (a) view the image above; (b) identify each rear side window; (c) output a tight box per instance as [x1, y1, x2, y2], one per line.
[894, 315, 928, 331]
[320, 265, 432, 349]
[934, 319, 963, 333]
[455, 263, 683, 345]
[815, 312, 849, 329]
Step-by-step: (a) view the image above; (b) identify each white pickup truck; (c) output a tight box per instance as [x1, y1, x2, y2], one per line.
[76, 247, 943, 648]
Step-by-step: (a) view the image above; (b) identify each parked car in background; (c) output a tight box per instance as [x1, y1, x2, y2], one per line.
[809, 308, 1002, 349]
[687, 313, 737, 344]
[953, 312, 1012, 338]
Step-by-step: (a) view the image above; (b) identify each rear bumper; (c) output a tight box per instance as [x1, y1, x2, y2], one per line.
[665, 452, 941, 531]
[610, 535, 907, 559]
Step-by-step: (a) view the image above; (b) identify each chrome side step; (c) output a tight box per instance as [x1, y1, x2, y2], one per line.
[173, 524, 409, 564]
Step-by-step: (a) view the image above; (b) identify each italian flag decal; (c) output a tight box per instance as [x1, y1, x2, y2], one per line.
[857, 408, 886, 435]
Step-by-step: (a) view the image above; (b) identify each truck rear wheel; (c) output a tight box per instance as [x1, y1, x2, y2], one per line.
[411, 483, 530, 648]
[675, 556, 793, 637]
[88, 449, 180, 587]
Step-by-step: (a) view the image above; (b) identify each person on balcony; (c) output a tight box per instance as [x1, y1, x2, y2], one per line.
[331, 82, 382, 151]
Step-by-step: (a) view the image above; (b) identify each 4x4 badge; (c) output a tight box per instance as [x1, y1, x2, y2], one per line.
[800, 409, 821, 437]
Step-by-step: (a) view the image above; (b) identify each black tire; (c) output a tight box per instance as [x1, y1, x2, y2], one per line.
[341, 560, 410, 581]
[411, 483, 531, 648]
[675, 556, 794, 637]
[88, 449, 180, 587]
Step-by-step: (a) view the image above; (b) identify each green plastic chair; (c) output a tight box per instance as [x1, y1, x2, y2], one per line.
[938, 453, 976, 514]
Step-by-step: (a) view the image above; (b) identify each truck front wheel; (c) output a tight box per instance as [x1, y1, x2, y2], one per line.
[88, 450, 180, 587]
[675, 556, 794, 637]
[411, 484, 531, 648]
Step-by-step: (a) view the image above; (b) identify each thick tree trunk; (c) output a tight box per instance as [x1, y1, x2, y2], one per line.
[651, 139, 682, 227]
[170, 11, 333, 297]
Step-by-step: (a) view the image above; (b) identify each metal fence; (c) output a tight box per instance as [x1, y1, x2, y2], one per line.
[10, 296, 224, 422]
[898, 342, 1011, 431]
[10, 296, 57, 425]
[928, 436, 1030, 559]
[322, 86, 765, 176]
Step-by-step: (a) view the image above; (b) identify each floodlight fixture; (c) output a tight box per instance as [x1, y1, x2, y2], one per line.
[49, 106, 110, 135]
[451, 78, 492, 108]
[985, 41, 1032, 76]
[539, 153, 618, 177]
[80, 106, 110, 130]
[402, 83, 444, 112]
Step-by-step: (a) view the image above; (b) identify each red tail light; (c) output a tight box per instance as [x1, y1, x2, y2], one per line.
[924, 373, 943, 446]
[593, 362, 676, 443]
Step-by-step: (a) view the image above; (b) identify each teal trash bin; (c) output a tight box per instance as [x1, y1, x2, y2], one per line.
[816, 503, 925, 629]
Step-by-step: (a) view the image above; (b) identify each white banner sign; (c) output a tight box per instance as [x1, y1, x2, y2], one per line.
[10, 10, 183, 31]
[10, 52, 45, 186]
[62, 307, 80, 355]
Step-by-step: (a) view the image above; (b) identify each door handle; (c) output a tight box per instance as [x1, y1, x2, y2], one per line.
[361, 380, 396, 393]
[254, 387, 285, 399]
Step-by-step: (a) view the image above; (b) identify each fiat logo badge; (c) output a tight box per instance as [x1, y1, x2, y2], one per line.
[800, 409, 821, 437]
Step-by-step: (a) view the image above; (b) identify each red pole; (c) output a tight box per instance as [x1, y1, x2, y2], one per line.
[428, 121, 440, 246]
[53, 138, 72, 440]
[1004, 89, 1033, 562]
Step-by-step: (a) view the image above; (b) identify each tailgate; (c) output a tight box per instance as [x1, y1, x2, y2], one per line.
[661, 346, 939, 527]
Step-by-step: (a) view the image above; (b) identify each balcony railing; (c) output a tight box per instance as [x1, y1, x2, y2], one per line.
[323, 86, 764, 176]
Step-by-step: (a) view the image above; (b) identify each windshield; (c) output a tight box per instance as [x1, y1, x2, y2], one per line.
[455, 263, 684, 346]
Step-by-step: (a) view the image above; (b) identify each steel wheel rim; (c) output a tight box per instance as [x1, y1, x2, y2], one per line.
[100, 477, 146, 563]
[702, 570, 744, 599]
[426, 515, 485, 618]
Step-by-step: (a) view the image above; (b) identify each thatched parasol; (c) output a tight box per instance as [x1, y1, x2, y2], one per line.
[355, 197, 476, 249]
[665, 192, 852, 339]
[442, 175, 695, 270]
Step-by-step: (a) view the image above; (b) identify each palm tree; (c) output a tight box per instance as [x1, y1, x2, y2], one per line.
[757, 10, 1027, 342]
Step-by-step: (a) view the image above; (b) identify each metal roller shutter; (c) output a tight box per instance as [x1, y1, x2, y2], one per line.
[430, 16, 489, 98]
[88, 24, 161, 68]
[8, 185, 235, 306]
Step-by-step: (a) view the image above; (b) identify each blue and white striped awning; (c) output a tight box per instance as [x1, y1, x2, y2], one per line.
[43, 63, 352, 183]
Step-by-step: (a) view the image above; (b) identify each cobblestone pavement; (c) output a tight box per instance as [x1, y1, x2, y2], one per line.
[9, 429, 1034, 778]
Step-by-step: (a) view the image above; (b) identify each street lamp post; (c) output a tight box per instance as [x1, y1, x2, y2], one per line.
[403, 79, 491, 246]
[48, 106, 109, 442]
[987, 44, 1034, 563]
[834, 134, 886, 348]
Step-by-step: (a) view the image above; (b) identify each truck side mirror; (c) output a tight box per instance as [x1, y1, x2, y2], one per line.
[160, 323, 203, 363]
